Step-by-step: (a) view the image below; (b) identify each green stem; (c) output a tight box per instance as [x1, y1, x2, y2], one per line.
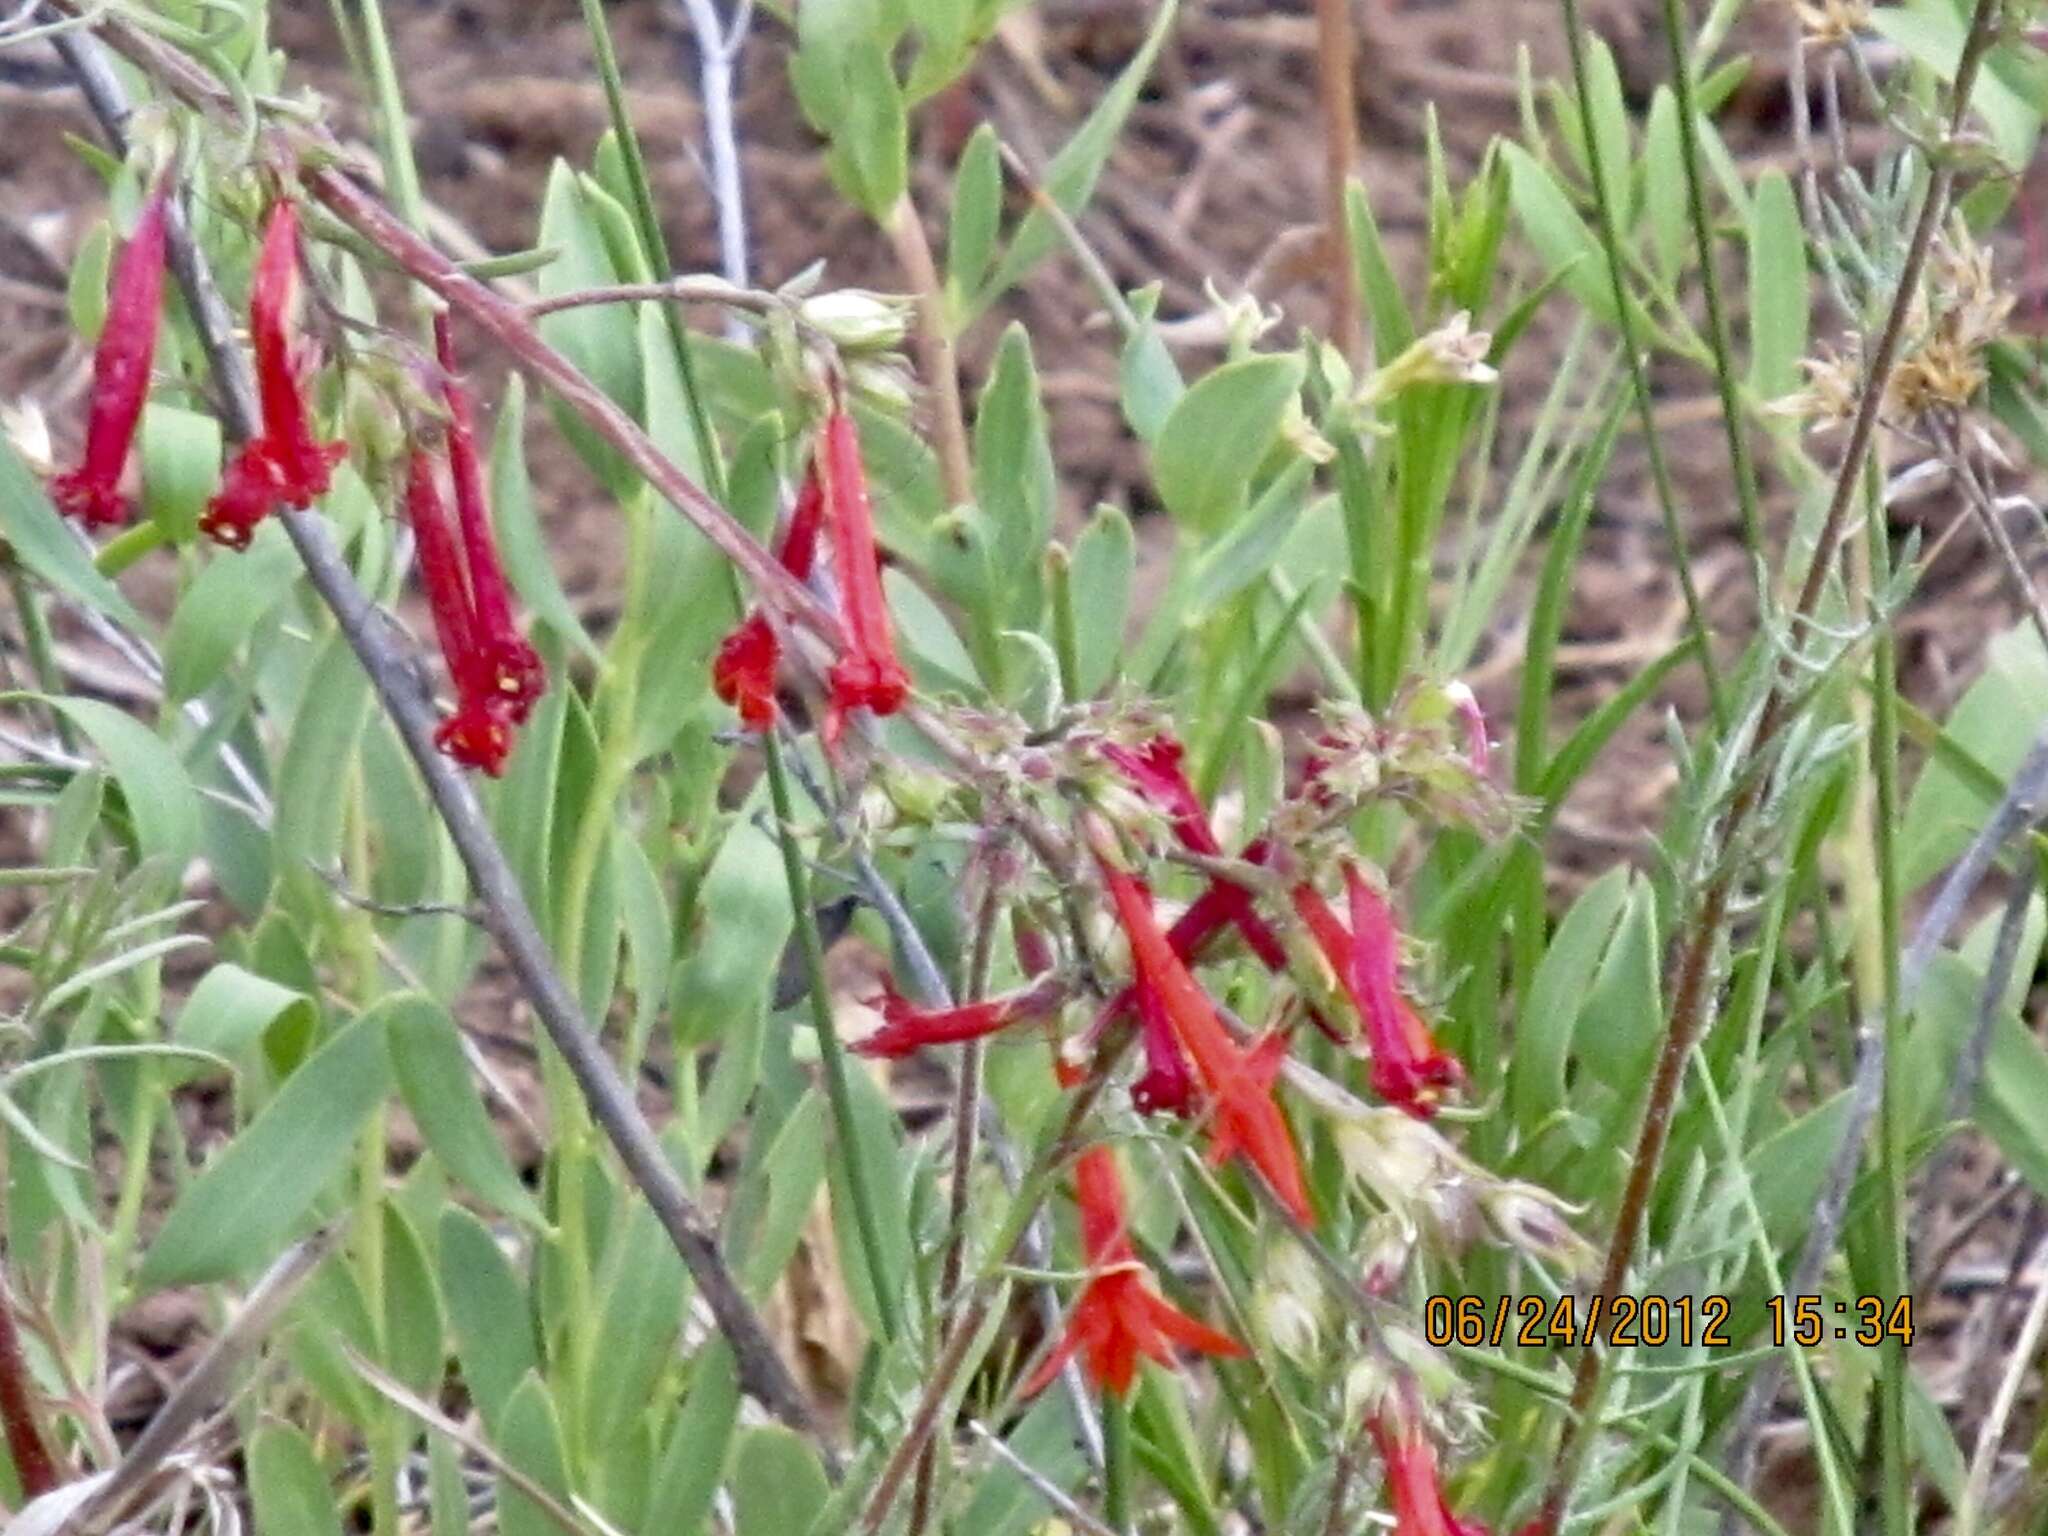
[4, 558, 77, 753]
[1557, 0, 1726, 730]
[1047, 542, 1081, 702]
[353, 0, 427, 235]
[1655, 0, 1766, 570]
[93, 520, 168, 577]
[575, 0, 726, 504]
[1863, 456, 1911, 1536]
[1102, 1390, 1133, 1534]
[760, 733, 901, 1342]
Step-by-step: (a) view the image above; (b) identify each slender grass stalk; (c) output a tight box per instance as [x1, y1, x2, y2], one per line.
[351, 0, 426, 238]
[761, 732, 901, 1342]
[1861, 453, 1912, 1536]
[3, 557, 78, 754]
[1654, 0, 1766, 570]
[1555, 0, 1725, 729]
[575, 0, 727, 504]
[1102, 1390, 1134, 1534]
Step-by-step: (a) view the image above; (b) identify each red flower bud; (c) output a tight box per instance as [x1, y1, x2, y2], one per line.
[1368, 1407, 1491, 1536]
[435, 315, 544, 722]
[406, 444, 518, 777]
[709, 462, 826, 731]
[851, 978, 1059, 1059]
[50, 178, 171, 528]
[821, 405, 908, 743]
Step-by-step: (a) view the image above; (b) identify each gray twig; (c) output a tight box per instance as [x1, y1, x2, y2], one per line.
[54, 22, 825, 1451]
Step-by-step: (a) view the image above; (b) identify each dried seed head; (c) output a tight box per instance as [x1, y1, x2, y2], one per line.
[1479, 1182, 1597, 1277]
[1359, 310, 1498, 405]
[1254, 1237, 1329, 1362]
[1794, 0, 1872, 46]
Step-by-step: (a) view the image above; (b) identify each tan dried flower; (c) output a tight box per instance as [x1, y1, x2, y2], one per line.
[1795, 0, 1872, 46]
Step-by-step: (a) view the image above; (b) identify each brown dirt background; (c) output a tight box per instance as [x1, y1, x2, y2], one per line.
[4, 0, 2048, 1518]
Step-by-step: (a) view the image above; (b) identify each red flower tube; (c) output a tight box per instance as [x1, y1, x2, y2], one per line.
[1020, 1145, 1243, 1398]
[1368, 1409, 1490, 1536]
[50, 178, 171, 528]
[1085, 817, 1313, 1224]
[406, 447, 513, 777]
[712, 462, 827, 731]
[821, 405, 909, 742]
[435, 315, 544, 723]
[852, 979, 1060, 1059]
[202, 201, 346, 548]
[1294, 866, 1463, 1119]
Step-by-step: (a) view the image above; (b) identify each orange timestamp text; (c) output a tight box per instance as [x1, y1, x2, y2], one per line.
[1422, 1293, 1914, 1349]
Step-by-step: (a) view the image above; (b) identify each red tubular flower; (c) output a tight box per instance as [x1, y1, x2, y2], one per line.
[852, 979, 1058, 1059]
[1101, 738, 1290, 973]
[406, 447, 514, 777]
[821, 405, 909, 742]
[49, 178, 171, 528]
[202, 202, 346, 548]
[1021, 1145, 1243, 1398]
[1129, 977, 1199, 1117]
[1295, 866, 1463, 1119]
[711, 463, 825, 731]
[435, 315, 544, 723]
[1086, 819, 1313, 1224]
[1368, 1410, 1490, 1536]
[713, 614, 781, 731]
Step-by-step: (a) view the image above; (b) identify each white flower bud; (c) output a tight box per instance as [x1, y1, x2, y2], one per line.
[798, 289, 915, 354]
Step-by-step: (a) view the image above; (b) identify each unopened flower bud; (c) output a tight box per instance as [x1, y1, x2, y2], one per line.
[845, 357, 917, 417]
[1359, 1211, 1416, 1296]
[799, 289, 915, 354]
[1480, 1182, 1596, 1277]
[879, 762, 956, 826]
[1255, 1238, 1328, 1362]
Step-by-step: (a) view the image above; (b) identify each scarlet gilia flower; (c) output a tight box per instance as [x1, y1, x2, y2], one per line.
[1368, 1408, 1489, 1536]
[50, 178, 171, 527]
[713, 461, 826, 730]
[1295, 864, 1463, 1119]
[201, 201, 346, 549]
[820, 404, 909, 745]
[436, 316, 544, 723]
[1086, 817, 1313, 1224]
[1020, 1144, 1243, 1398]
[1100, 737, 1289, 971]
[405, 447, 513, 776]
[851, 979, 1060, 1059]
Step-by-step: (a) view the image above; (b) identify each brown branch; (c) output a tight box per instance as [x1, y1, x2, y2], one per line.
[1313, 0, 1362, 363]
[887, 194, 975, 509]
[0, 1276, 59, 1500]
[52, 16, 828, 1452]
[1534, 0, 2007, 1523]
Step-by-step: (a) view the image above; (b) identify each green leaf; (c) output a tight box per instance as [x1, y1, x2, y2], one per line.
[164, 527, 299, 701]
[44, 695, 200, 871]
[0, 436, 144, 628]
[946, 123, 1004, 303]
[731, 1425, 831, 1536]
[272, 628, 375, 889]
[535, 161, 642, 497]
[140, 404, 220, 547]
[1500, 141, 1609, 324]
[979, 0, 1181, 305]
[1120, 286, 1186, 443]
[732, 1090, 828, 1299]
[1068, 504, 1135, 697]
[495, 1374, 573, 1536]
[440, 1206, 539, 1434]
[387, 993, 545, 1227]
[67, 219, 113, 341]
[248, 1423, 344, 1536]
[1746, 170, 1807, 405]
[1581, 35, 1631, 228]
[489, 377, 598, 660]
[643, 1344, 741, 1535]
[1509, 866, 1629, 1128]
[171, 963, 317, 1080]
[380, 1201, 446, 1397]
[885, 566, 983, 696]
[1150, 354, 1306, 537]
[138, 1007, 392, 1290]
[974, 325, 1056, 626]
[584, 1201, 689, 1449]
[671, 819, 792, 1050]
[1641, 87, 1685, 277]
[1346, 181, 1413, 359]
